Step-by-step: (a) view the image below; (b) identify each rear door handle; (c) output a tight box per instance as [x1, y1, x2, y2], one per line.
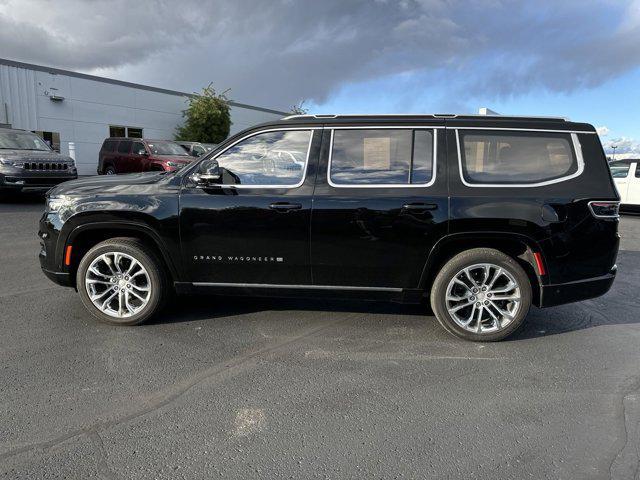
[269, 202, 302, 211]
[402, 202, 438, 212]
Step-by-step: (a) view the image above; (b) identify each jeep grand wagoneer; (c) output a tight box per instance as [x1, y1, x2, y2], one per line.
[39, 114, 619, 341]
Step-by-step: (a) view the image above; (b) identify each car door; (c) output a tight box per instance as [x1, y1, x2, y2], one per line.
[626, 162, 640, 206]
[310, 123, 448, 289]
[179, 127, 320, 285]
[115, 140, 133, 172]
[131, 141, 150, 171]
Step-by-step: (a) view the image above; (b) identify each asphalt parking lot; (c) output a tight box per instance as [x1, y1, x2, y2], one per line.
[1, 196, 639, 480]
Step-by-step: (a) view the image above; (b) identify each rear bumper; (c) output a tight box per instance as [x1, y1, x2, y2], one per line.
[539, 266, 617, 307]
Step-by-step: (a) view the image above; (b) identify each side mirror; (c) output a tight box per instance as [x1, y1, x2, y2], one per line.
[191, 159, 221, 185]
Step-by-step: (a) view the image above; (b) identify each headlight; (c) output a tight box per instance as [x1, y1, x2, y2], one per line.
[0, 157, 15, 166]
[46, 195, 71, 213]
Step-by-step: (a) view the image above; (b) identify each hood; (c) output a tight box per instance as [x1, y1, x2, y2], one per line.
[48, 171, 170, 196]
[0, 149, 74, 162]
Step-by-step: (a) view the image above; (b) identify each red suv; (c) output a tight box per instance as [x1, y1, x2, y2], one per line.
[98, 138, 195, 174]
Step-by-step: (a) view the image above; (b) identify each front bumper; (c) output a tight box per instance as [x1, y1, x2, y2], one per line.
[539, 266, 617, 308]
[1, 171, 77, 192]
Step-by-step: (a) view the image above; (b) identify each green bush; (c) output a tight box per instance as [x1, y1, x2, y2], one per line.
[175, 84, 231, 143]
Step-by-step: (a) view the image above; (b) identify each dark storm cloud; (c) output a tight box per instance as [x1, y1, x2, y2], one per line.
[1, 0, 639, 109]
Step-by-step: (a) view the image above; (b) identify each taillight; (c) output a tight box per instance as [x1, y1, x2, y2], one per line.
[588, 201, 620, 218]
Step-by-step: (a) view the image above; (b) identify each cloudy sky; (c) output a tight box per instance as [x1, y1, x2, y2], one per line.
[1, 0, 639, 156]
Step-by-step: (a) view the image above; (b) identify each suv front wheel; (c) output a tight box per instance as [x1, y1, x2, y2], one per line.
[430, 248, 532, 341]
[76, 238, 168, 325]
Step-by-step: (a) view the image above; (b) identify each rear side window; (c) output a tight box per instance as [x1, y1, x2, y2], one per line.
[459, 131, 579, 185]
[609, 162, 630, 178]
[329, 129, 435, 186]
[117, 141, 131, 154]
[102, 140, 117, 153]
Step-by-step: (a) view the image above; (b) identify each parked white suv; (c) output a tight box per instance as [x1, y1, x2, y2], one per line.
[610, 160, 640, 212]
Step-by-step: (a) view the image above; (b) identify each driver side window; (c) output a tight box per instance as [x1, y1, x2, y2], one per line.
[214, 129, 311, 186]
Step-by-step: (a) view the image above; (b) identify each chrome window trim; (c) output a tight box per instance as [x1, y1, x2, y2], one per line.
[327, 126, 439, 189]
[198, 127, 320, 189]
[192, 282, 402, 292]
[455, 129, 585, 188]
[452, 127, 595, 134]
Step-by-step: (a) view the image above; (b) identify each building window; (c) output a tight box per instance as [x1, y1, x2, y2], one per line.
[128, 128, 143, 138]
[32, 131, 61, 152]
[109, 126, 143, 138]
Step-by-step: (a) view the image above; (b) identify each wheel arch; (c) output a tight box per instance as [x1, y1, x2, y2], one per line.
[419, 232, 545, 307]
[63, 221, 179, 288]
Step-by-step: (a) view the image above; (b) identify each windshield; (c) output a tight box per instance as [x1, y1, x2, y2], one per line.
[147, 141, 190, 156]
[0, 131, 51, 151]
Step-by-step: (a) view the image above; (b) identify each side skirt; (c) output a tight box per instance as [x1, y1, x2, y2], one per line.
[174, 282, 425, 304]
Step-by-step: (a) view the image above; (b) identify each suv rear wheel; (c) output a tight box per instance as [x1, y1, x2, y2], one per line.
[430, 248, 532, 341]
[104, 166, 116, 175]
[76, 238, 168, 325]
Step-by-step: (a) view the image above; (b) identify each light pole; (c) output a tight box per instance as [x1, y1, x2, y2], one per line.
[611, 145, 617, 160]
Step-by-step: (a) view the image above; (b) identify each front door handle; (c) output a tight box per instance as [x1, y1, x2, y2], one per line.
[269, 202, 302, 211]
[402, 202, 438, 212]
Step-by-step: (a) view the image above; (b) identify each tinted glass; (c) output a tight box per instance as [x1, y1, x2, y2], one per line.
[411, 130, 434, 184]
[330, 129, 434, 185]
[0, 131, 51, 151]
[147, 141, 190, 156]
[109, 126, 126, 138]
[103, 140, 117, 153]
[132, 142, 146, 155]
[213, 130, 311, 186]
[609, 162, 630, 178]
[460, 131, 577, 184]
[117, 141, 131, 154]
[128, 128, 143, 138]
[192, 145, 206, 156]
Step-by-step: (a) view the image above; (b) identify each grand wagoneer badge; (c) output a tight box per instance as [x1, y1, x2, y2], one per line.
[193, 255, 284, 263]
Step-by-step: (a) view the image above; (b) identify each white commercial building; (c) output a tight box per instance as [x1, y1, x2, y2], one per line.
[0, 58, 287, 175]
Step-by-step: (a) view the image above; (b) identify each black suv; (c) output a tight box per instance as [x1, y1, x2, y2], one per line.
[39, 114, 620, 341]
[0, 128, 77, 194]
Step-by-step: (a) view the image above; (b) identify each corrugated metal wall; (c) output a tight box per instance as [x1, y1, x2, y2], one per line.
[0, 64, 38, 129]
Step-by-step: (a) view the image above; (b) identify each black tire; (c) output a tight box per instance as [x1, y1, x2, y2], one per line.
[104, 166, 116, 175]
[76, 237, 168, 325]
[430, 248, 532, 342]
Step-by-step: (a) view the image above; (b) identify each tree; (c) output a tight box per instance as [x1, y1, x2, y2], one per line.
[290, 100, 308, 115]
[175, 84, 231, 143]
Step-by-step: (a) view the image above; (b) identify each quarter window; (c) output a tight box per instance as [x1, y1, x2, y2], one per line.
[459, 131, 578, 185]
[329, 129, 435, 186]
[213, 130, 311, 186]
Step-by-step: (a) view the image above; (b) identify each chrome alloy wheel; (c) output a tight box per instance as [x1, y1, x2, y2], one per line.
[445, 263, 521, 334]
[84, 252, 151, 318]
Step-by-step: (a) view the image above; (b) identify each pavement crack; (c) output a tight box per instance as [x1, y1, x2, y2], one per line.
[608, 375, 640, 480]
[0, 315, 350, 462]
[88, 431, 119, 480]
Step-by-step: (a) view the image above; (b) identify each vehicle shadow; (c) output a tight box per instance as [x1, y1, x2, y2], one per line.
[0, 192, 45, 206]
[150, 250, 640, 342]
[150, 294, 432, 326]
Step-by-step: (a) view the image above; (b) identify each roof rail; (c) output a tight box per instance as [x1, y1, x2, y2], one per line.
[281, 113, 570, 121]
